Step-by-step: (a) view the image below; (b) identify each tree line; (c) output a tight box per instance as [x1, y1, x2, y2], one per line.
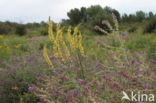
[63, 5, 155, 25]
[0, 5, 156, 35]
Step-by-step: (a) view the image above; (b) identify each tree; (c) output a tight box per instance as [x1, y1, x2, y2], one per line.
[136, 11, 146, 22]
[15, 25, 27, 36]
[67, 8, 82, 25]
[104, 6, 120, 21]
[149, 11, 154, 18]
[80, 7, 87, 22]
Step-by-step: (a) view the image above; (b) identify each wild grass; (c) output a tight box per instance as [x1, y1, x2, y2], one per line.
[0, 17, 155, 103]
[27, 17, 156, 103]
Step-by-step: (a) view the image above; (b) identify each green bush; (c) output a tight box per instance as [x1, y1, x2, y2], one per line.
[143, 16, 156, 33]
[0, 23, 12, 35]
[15, 25, 27, 36]
[39, 40, 52, 50]
[40, 28, 48, 36]
[128, 26, 137, 33]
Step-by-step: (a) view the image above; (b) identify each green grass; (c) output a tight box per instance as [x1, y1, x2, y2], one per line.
[0, 29, 156, 103]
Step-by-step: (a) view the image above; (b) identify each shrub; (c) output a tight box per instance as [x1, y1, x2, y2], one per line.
[15, 25, 27, 36]
[39, 40, 52, 50]
[143, 16, 156, 33]
[0, 23, 12, 35]
[40, 28, 48, 36]
[94, 13, 119, 35]
[128, 26, 137, 33]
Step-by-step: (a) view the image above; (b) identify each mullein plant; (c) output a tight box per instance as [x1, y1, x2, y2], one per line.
[43, 17, 84, 69]
[33, 18, 90, 103]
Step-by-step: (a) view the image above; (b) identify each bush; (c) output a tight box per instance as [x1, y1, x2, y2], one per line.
[143, 16, 156, 33]
[40, 28, 48, 36]
[0, 23, 12, 35]
[15, 25, 27, 36]
[128, 26, 137, 33]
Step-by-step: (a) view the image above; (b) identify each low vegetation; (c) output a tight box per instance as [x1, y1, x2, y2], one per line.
[0, 5, 156, 103]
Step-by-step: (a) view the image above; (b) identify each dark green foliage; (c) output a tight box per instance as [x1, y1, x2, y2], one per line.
[0, 21, 49, 36]
[143, 16, 156, 33]
[121, 11, 155, 23]
[67, 7, 87, 25]
[128, 26, 137, 33]
[40, 28, 48, 36]
[0, 21, 15, 35]
[66, 5, 120, 27]
[104, 6, 120, 21]
[149, 12, 154, 18]
[135, 11, 146, 22]
[15, 25, 27, 36]
[67, 8, 83, 25]
[65, 5, 121, 35]
[39, 40, 52, 50]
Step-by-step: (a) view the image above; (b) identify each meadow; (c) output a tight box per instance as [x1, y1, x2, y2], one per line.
[0, 6, 156, 103]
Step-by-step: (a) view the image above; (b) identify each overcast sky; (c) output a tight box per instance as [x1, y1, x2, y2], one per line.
[0, 0, 155, 23]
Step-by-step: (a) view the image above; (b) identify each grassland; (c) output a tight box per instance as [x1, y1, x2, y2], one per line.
[0, 21, 156, 103]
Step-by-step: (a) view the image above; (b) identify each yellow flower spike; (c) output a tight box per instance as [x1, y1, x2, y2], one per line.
[44, 17, 84, 65]
[63, 41, 70, 58]
[78, 32, 84, 55]
[53, 40, 61, 57]
[43, 46, 53, 66]
[67, 26, 72, 34]
[0, 35, 4, 39]
[48, 17, 54, 42]
[53, 39, 64, 61]
[73, 26, 79, 36]
[66, 26, 84, 56]
[15, 44, 22, 48]
[56, 23, 61, 33]
[52, 40, 58, 56]
[11, 86, 18, 90]
[67, 27, 74, 49]
[56, 30, 63, 43]
[56, 27, 64, 59]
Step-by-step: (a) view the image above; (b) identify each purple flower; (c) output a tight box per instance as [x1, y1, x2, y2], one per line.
[149, 59, 156, 63]
[102, 20, 109, 25]
[28, 86, 33, 92]
[94, 25, 100, 30]
[117, 71, 130, 79]
[82, 85, 88, 89]
[117, 71, 124, 75]
[112, 13, 117, 20]
[77, 79, 85, 84]
[120, 32, 127, 37]
[96, 41, 103, 46]
[69, 88, 79, 97]
[142, 84, 155, 90]
[103, 76, 112, 82]
[50, 56, 58, 61]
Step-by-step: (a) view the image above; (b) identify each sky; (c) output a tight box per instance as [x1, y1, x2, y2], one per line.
[0, 0, 155, 23]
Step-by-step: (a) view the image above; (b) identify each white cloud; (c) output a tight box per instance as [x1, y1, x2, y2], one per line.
[0, 0, 155, 23]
